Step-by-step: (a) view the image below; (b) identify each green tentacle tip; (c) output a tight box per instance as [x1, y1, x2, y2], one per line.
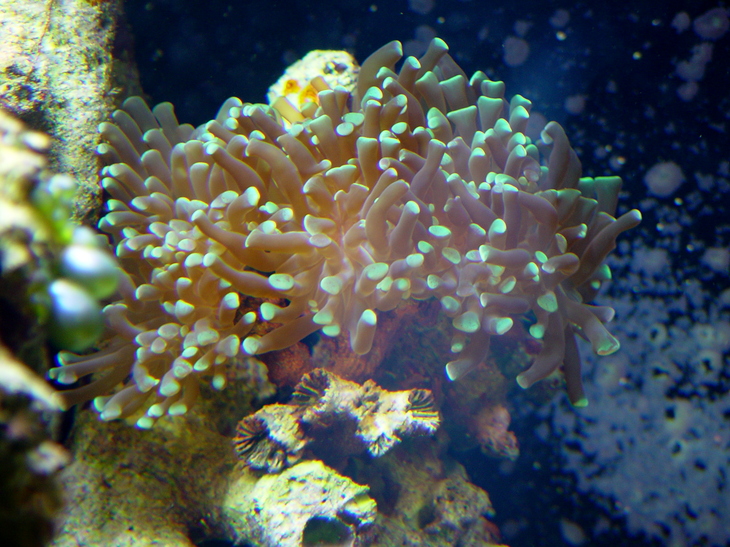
[597, 335, 620, 356]
[515, 374, 530, 390]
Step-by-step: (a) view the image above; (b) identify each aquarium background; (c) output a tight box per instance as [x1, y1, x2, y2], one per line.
[118, 0, 730, 545]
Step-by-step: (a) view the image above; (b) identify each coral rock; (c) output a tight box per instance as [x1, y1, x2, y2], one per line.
[224, 460, 377, 547]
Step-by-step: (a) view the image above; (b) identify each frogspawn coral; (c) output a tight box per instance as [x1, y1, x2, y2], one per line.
[49, 38, 640, 425]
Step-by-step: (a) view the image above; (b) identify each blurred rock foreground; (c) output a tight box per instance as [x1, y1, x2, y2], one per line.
[0, 0, 140, 223]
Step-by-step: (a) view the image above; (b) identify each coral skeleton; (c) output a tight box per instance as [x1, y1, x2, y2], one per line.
[49, 38, 640, 424]
[233, 369, 440, 472]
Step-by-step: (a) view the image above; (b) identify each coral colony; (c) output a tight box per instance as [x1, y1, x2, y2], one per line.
[49, 38, 640, 427]
[234, 369, 440, 472]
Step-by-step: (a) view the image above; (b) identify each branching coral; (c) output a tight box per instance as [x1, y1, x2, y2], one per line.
[49, 38, 640, 424]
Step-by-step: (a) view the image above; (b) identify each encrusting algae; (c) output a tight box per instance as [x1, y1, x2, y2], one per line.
[48, 38, 640, 428]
